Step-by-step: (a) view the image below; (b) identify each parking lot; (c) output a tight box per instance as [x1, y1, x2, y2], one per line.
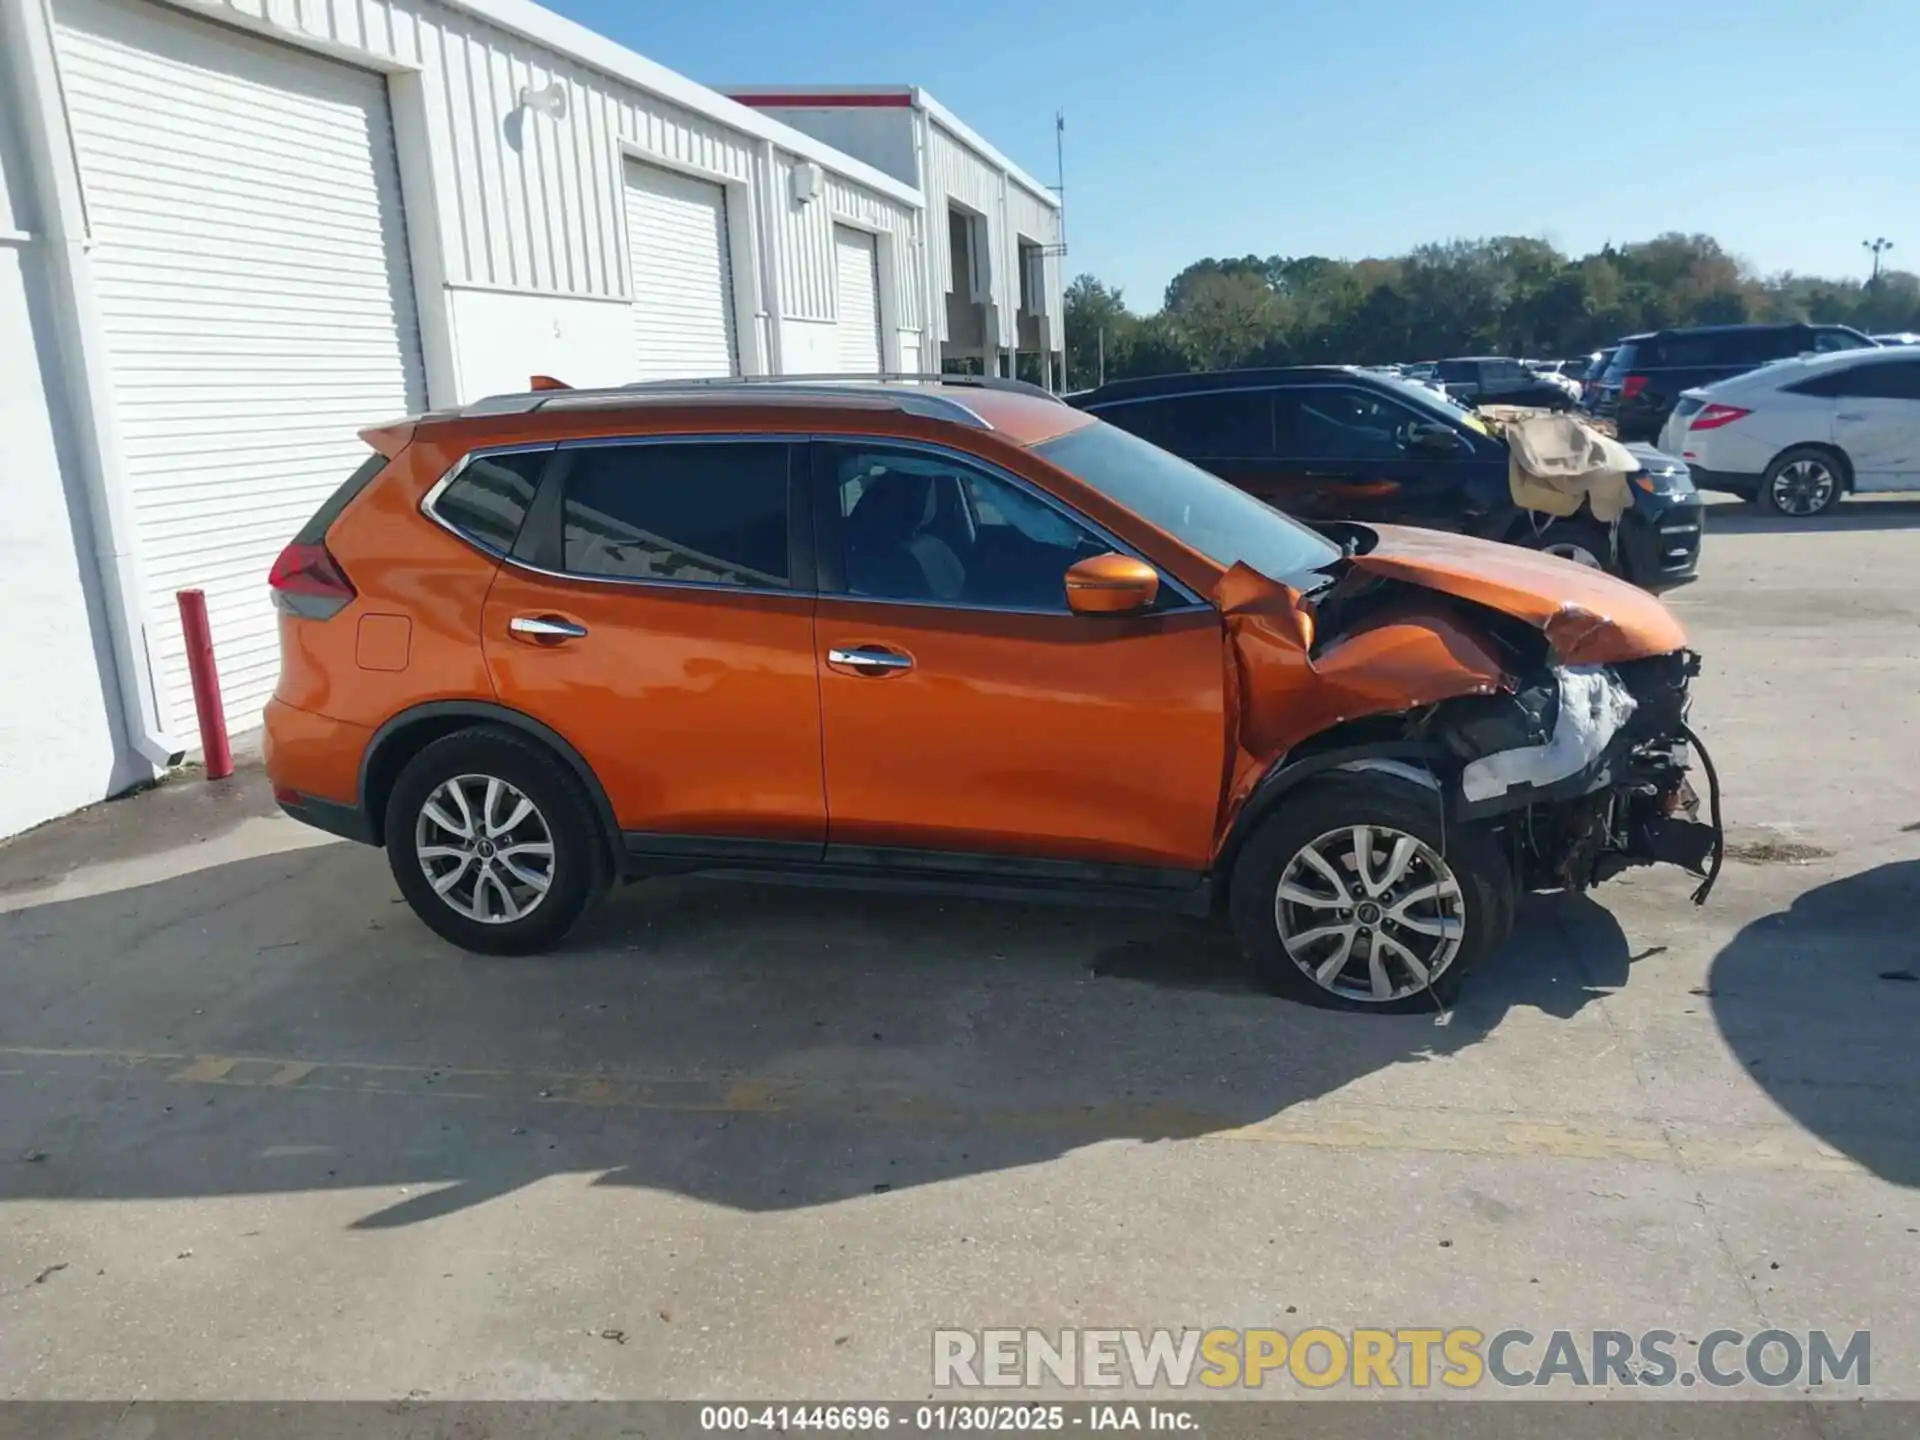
[1, 497, 1917, 1403]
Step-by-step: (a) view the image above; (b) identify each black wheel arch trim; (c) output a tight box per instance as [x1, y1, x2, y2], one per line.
[357, 700, 622, 867]
[1218, 741, 1456, 878]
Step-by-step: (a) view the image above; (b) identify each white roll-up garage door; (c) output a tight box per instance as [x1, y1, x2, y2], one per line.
[832, 225, 885, 374]
[624, 161, 739, 380]
[54, 0, 426, 742]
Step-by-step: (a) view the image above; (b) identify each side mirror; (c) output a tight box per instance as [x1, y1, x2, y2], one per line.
[1065, 553, 1160, 616]
[1409, 422, 1463, 456]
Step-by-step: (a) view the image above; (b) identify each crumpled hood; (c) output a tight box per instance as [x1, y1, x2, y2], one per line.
[1350, 524, 1688, 665]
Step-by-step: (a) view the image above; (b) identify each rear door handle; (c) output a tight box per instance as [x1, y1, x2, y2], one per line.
[827, 646, 913, 675]
[1836, 412, 1866, 422]
[509, 614, 588, 642]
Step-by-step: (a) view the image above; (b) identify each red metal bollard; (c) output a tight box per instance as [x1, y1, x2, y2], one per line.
[175, 589, 233, 781]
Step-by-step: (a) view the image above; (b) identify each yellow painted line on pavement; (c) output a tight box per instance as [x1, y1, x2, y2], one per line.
[0, 1042, 1872, 1175]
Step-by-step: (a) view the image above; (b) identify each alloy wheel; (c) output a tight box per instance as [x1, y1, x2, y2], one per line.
[1273, 824, 1467, 1003]
[1541, 540, 1604, 568]
[1770, 459, 1836, 516]
[414, 774, 555, 924]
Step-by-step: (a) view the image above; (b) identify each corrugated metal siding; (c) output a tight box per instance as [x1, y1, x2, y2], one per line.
[1006, 181, 1061, 350]
[202, 0, 921, 318]
[773, 154, 832, 322]
[211, 0, 754, 300]
[773, 155, 921, 333]
[925, 118, 1007, 346]
[57, 0, 426, 738]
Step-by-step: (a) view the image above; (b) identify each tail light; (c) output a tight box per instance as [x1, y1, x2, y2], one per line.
[1688, 403, 1751, 431]
[269, 541, 356, 620]
[1621, 373, 1650, 401]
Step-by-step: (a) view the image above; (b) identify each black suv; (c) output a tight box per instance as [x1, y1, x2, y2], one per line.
[1598, 323, 1876, 441]
[1070, 367, 1703, 591]
[1433, 356, 1574, 410]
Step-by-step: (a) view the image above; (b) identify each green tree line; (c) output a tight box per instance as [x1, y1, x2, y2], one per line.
[1063, 233, 1920, 386]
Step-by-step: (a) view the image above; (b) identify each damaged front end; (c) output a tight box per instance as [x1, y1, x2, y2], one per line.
[1217, 531, 1725, 905]
[1425, 652, 1724, 901]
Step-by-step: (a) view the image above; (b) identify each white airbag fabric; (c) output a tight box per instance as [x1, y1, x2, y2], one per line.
[1460, 666, 1637, 803]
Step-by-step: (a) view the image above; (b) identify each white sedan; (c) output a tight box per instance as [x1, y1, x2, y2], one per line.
[1659, 346, 1920, 516]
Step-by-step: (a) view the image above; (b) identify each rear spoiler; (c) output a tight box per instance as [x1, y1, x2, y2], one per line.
[357, 376, 568, 453]
[357, 420, 417, 457]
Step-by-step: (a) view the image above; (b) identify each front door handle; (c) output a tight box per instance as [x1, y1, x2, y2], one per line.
[827, 645, 914, 676]
[509, 614, 588, 642]
[1836, 412, 1866, 422]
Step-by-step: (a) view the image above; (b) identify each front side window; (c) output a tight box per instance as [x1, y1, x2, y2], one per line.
[431, 449, 551, 554]
[1279, 387, 1426, 461]
[560, 442, 790, 589]
[828, 445, 1107, 611]
[1813, 328, 1873, 354]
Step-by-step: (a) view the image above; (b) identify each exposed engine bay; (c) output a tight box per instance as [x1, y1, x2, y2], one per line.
[1419, 646, 1724, 900]
[1217, 525, 1725, 905]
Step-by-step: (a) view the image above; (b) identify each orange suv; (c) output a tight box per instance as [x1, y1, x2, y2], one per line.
[265, 378, 1722, 1010]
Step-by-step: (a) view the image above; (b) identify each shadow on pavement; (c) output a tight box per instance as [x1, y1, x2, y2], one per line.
[1710, 858, 1920, 1186]
[0, 836, 1628, 1225]
[1694, 496, 1920, 535]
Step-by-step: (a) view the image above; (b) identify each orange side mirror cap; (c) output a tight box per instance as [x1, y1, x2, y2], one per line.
[1065, 553, 1160, 615]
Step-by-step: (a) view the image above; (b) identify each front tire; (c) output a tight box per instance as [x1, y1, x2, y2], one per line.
[385, 727, 609, 955]
[1520, 516, 1612, 572]
[1228, 775, 1514, 1011]
[1759, 446, 1845, 517]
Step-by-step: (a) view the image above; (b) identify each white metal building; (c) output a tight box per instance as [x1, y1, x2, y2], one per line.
[727, 87, 1066, 386]
[0, 0, 1056, 839]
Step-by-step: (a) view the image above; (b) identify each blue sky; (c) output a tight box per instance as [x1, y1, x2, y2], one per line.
[555, 0, 1920, 311]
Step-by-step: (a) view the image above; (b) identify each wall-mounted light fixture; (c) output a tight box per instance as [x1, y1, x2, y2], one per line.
[518, 81, 568, 121]
[790, 161, 823, 205]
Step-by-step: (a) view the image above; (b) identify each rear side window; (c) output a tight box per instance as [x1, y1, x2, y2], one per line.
[560, 442, 791, 589]
[294, 452, 388, 544]
[432, 449, 550, 554]
[1096, 391, 1273, 457]
[1806, 359, 1920, 400]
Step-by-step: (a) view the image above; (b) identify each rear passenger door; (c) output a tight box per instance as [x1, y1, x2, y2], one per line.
[480, 437, 827, 855]
[1830, 359, 1920, 490]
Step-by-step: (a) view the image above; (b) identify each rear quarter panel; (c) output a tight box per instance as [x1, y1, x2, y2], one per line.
[274, 435, 502, 726]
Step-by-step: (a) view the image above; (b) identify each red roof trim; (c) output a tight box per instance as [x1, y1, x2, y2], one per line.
[730, 92, 912, 109]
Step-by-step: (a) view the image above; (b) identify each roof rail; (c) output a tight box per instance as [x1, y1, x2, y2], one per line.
[453, 377, 1011, 429]
[622, 372, 1068, 403]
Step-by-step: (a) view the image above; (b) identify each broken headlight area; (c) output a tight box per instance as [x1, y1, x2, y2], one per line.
[1429, 650, 1724, 902]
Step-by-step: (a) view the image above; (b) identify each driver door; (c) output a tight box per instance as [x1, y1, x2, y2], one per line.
[810, 441, 1226, 873]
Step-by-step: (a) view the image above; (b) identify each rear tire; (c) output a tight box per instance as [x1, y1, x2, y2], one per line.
[385, 727, 609, 955]
[1759, 446, 1845, 517]
[1228, 775, 1514, 1012]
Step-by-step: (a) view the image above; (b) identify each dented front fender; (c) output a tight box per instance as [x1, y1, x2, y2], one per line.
[1213, 562, 1510, 842]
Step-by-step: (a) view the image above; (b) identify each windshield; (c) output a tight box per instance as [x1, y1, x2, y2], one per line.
[1034, 420, 1342, 585]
